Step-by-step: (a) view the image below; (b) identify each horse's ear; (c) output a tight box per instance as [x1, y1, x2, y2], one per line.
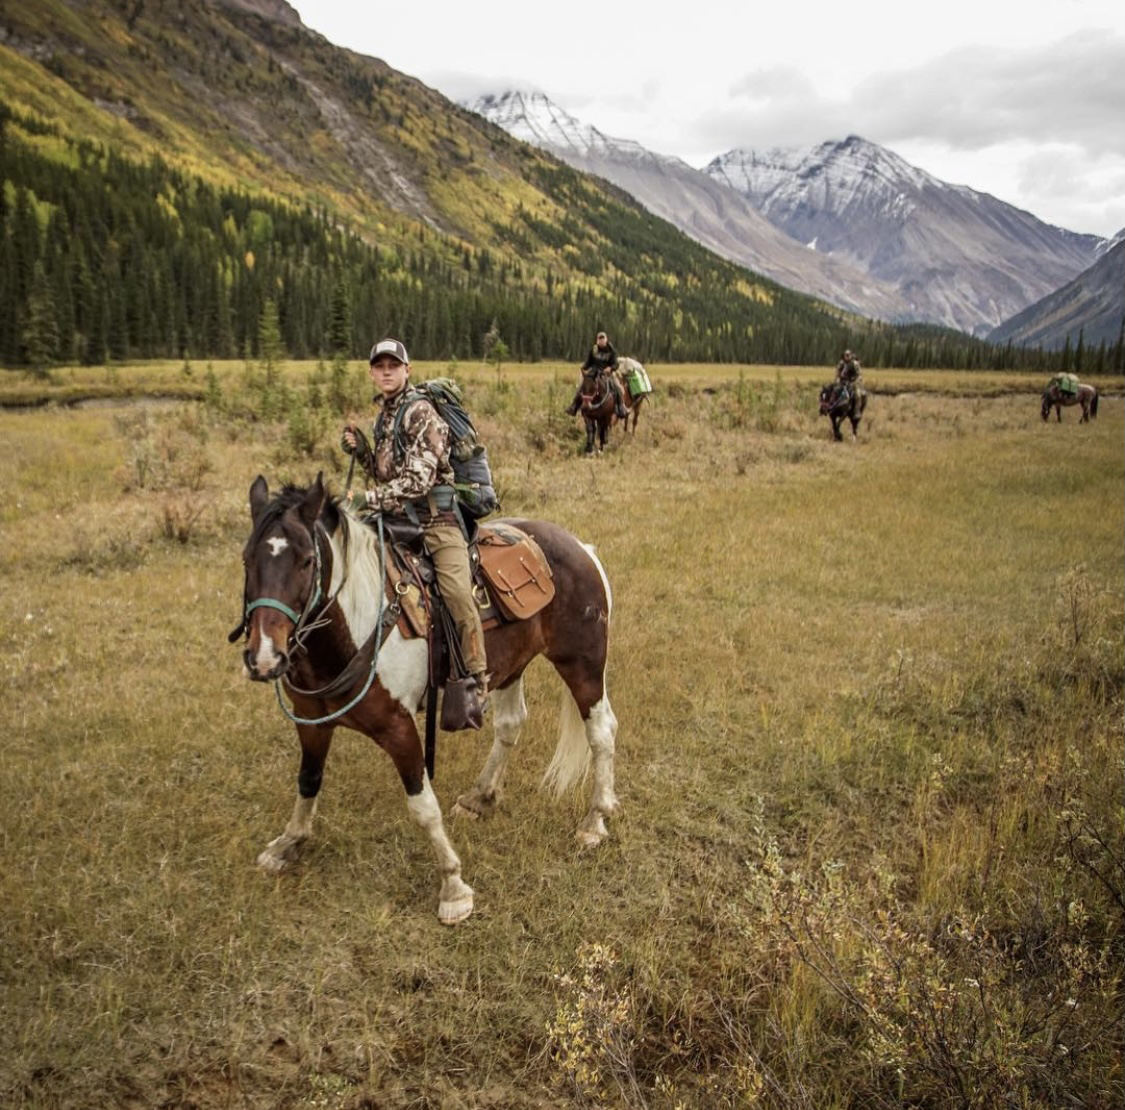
[249, 475, 269, 523]
[299, 472, 326, 529]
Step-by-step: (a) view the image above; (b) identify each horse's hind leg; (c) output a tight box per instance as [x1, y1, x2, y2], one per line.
[574, 691, 618, 847]
[453, 680, 529, 820]
[258, 723, 333, 871]
[545, 663, 619, 849]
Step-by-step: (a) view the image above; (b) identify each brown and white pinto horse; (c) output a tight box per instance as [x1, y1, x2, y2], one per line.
[1041, 380, 1099, 423]
[234, 475, 619, 925]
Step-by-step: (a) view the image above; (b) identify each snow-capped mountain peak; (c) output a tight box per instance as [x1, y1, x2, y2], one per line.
[466, 90, 650, 160]
[706, 135, 945, 226]
[466, 92, 1107, 334]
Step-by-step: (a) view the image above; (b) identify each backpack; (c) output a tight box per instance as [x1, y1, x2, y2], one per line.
[382, 378, 499, 520]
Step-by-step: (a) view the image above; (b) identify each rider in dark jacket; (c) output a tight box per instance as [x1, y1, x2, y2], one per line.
[835, 349, 863, 399]
[565, 331, 628, 419]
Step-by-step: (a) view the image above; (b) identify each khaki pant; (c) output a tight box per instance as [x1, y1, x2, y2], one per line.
[423, 522, 487, 678]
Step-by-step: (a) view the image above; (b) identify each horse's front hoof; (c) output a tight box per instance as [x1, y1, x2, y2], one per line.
[257, 847, 293, 872]
[438, 879, 474, 925]
[257, 834, 303, 872]
[451, 800, 481, 821]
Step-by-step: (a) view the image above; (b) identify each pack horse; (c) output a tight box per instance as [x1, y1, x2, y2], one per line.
[1041, 377, 1099, 423]
[232, 475, 619, 924]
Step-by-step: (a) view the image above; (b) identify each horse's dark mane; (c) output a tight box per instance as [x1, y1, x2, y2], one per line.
[247, 482, 342, 550]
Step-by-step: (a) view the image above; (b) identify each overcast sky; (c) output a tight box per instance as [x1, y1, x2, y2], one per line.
[297, 0, 1125, 239]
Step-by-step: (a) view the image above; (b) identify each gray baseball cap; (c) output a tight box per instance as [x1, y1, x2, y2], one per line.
[369, 338, 409, 364]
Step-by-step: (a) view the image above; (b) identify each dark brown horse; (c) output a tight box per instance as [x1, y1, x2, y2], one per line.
[233, 475, 619, 924]
[819, 381, 867, 441]
[578, 367, 616, 454]
[1042, 380, 1099, 423]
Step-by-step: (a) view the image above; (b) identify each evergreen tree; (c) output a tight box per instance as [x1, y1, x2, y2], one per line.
[22, 261, 59, 376]
[258, 296, 284, 385]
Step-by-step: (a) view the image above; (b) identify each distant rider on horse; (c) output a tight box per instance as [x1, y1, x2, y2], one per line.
[565, 331, 628, 420]
[836, 349, 863, 402]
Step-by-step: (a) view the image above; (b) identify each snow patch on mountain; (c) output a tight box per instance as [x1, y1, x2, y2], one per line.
[467, 90, 655, 161]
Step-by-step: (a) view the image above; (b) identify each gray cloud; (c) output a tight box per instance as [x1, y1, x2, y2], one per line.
[852, 31, 1125, 155]
[681, 31, 1125, 159]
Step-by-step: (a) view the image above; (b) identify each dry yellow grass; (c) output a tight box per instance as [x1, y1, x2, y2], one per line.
[0, 365, 1121, 1109]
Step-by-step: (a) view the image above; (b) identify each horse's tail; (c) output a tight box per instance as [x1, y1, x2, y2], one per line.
[542, 693, 592, 798]
[1091, 389, 1099, 418]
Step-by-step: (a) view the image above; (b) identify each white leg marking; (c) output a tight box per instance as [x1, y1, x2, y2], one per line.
[453, 681, 527, 819]
[577, 693, 619, 849]
[407, 778, 473, 924]
[257, 795, 318, 871]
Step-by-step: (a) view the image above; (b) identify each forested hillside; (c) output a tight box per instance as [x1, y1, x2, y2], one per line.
[0, 0, 1120, 372]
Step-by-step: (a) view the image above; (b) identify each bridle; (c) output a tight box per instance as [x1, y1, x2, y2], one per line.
[580, 368, 610, 411]
[237, 509, 401, 727]
[243, 530, 325, 635]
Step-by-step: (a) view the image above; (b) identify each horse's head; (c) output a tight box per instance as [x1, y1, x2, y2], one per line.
[819, 382, 843, 415]
[237, 474, 328, 681]
[1041, 390, 1053, 421]
[579, 368, 609, 412]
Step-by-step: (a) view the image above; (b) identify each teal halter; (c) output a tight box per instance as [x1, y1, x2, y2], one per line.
[244, 533, 324, 632]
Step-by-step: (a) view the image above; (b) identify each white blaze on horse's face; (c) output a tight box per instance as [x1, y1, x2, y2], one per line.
[250, 628, 286, 679]
[267, 536, 289, 557]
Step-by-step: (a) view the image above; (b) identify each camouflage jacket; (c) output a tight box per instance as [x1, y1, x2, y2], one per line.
[366, 387, 456, 513]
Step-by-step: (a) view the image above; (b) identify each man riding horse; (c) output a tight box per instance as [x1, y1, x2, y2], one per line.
[341, 338, 489, 715]
[565, 331, 628, 420]
[836, 349, 864, 403]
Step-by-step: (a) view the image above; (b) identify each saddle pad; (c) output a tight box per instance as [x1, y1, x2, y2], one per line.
[476, 522, 555, 621]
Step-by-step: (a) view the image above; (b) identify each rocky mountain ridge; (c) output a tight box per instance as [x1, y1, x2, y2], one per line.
[466, 92, 912, 323]
[468, 92, 1109, 337]
[707, 137, 1105, 335]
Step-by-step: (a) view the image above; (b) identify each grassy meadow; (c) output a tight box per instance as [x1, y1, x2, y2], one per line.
[1, 359, 1122, 1110]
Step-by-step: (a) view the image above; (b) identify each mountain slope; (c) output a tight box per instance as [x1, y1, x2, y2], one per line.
[987, 234, 1125, 350]
[467, 92, 912, 322]
[0, 0, 891, 366]
[706, 137, 1105, 335]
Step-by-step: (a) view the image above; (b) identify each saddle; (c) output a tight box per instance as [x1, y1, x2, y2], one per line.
[382, 519, 555, 642]
[379, 518, 555, 739]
